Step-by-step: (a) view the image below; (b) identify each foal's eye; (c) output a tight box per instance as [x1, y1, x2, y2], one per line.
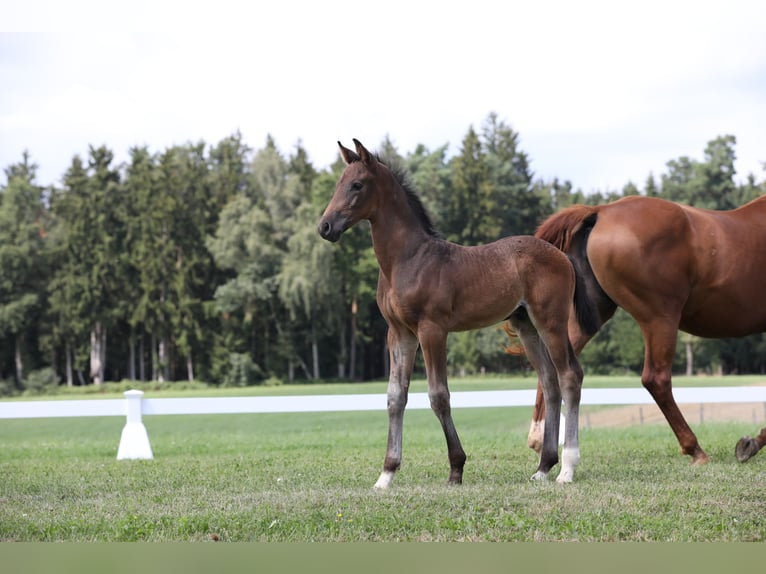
[350, 181, 363, 192]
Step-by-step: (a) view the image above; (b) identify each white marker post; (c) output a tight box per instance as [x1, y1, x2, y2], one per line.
[116, 390, 153, 460]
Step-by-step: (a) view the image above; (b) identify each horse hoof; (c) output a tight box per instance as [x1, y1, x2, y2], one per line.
[735, 437, 759, 463]
[690, 448, 710, 465]
[555, 471, 574, 484]
[373, 470, 395, 489]
[530, 471, 548, 482]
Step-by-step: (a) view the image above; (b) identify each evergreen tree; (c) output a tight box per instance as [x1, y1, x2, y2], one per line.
[122, 146, 156, 381]
[644, 173, 659, 197]
[0, 153, 47, 385]
[405, 143, 451, 229]
[48, 156, 89, 385]
[481, 112, 543, 236]
[445, 125, 492, 245]
[698, 135, 737, 209]
[207, 131, 252, 233]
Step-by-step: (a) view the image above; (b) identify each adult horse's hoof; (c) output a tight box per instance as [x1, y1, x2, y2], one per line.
[689, 446, 710, 465]
[735, 436, 759, 462]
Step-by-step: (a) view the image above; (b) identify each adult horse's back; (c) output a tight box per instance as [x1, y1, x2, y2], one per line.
[531, 194, 766, 463]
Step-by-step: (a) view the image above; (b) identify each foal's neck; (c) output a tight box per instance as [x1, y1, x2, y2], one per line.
[368, 180, 435, 278]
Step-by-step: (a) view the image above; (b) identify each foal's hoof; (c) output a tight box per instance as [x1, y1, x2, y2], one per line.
[735, 436, 759, 463]
[530, 470, 548, 482]
[373, 470, 395, 489]
[447, 475, 463, 486]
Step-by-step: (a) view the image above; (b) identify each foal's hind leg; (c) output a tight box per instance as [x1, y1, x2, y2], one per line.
[546, 338, 582, 484]
[510, 311, 562, 480]
[512, 305, 584, 483]
[528, 315, 594, 455]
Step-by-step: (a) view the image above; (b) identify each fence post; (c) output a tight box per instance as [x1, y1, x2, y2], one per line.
[116, 390, 153, 460]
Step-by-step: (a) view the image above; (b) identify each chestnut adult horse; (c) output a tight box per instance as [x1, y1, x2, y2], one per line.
[529, 194, 766, 464]
[319, 139, 589, 488]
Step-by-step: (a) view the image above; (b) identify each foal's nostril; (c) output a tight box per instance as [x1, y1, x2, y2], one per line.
[319, 220, 332, 238]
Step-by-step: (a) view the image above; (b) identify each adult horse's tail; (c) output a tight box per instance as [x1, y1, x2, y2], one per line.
[535, 205, 615, 342]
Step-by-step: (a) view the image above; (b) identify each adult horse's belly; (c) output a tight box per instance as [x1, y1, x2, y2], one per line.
[680, 287, 766, 338]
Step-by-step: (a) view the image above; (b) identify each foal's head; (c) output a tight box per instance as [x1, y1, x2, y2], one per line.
[318, 139, 438, 243]
[318, 139, 385, 242]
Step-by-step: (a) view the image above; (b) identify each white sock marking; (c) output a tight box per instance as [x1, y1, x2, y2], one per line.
[556, 446, 580, 483]
[373, 470, 395, 490]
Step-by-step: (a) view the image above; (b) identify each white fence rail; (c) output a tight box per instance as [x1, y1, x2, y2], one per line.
[1, 386, 765, 460]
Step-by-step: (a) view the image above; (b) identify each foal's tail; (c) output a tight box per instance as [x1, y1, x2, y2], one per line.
[535, 204, 608, 339]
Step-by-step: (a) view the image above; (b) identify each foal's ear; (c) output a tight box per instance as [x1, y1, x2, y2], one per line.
[352, 139, 376, 167]
[338, 141, 360, 165]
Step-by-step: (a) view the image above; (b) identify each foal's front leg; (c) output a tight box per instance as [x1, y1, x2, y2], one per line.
[374, 327, 419, 490]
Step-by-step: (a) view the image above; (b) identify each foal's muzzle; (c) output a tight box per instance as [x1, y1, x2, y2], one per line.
[318, 214, 344, 242]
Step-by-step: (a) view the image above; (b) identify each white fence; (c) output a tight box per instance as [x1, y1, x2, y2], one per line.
[1, 386, 765, 460]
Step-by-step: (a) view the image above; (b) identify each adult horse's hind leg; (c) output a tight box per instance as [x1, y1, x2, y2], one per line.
[374, 326, 419, 489]
[419, 322, 467, 485]
[735, 426, 766, 462]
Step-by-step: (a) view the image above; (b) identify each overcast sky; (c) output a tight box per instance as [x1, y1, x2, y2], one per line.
[2, 0, 765, 195]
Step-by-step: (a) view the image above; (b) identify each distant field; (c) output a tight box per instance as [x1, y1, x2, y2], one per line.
[7, 373, 766, 400]
[1, 388, 765, 541]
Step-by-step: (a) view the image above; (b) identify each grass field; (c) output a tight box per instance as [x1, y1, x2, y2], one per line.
[6, 373, 765, 401]
[2, 379, 765, 542]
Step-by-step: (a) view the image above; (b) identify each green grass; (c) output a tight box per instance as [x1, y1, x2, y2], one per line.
[1, 395, 765, 541]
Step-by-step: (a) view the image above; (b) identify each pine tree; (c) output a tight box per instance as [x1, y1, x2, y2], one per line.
[445, 126, 491, 245]
[0, 153, 47, 386]
[122, 146, 156, 381]
[481, 112, 543, 236]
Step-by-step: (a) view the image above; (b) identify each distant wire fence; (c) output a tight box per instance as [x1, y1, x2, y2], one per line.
[1, 387, 765, 460]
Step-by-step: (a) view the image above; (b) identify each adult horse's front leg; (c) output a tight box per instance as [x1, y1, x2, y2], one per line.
[419, 323, 466, 484]
[374, 326, 419, 490]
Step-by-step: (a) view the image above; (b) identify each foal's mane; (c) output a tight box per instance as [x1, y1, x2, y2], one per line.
[382, 158, 441, 238]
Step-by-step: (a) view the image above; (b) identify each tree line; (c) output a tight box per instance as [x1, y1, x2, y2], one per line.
[2, 113, 765, 394]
